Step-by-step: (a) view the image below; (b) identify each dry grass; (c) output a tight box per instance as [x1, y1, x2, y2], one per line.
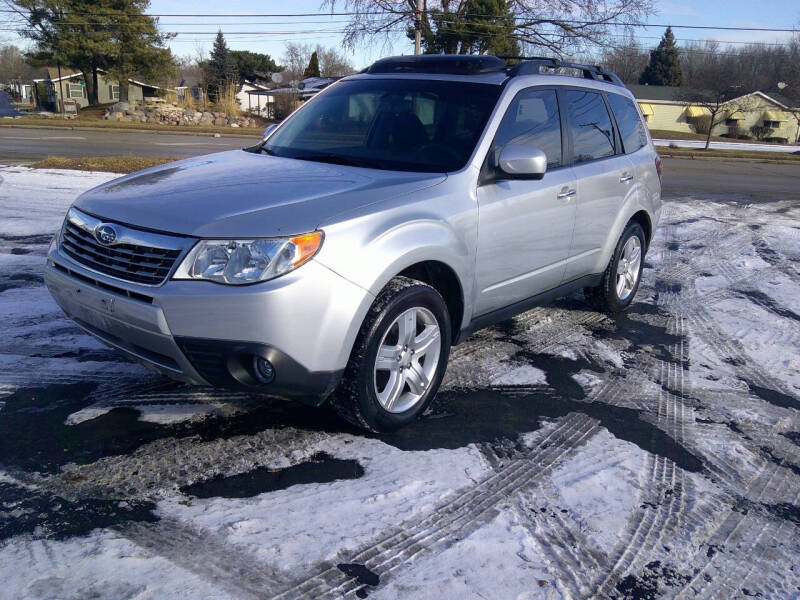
[31, 155, 179, 174]
[213, 82, 241, 117]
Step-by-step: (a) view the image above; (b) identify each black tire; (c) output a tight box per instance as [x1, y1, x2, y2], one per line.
[331, 276, 451, 432]
[584, 221, 646, 313]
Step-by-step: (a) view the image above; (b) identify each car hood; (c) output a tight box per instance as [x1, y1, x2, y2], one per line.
[73, 150, 446, 238]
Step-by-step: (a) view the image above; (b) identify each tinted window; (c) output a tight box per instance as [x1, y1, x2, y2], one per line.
[493, 88, 561, 168]
[264, 79, 501, 173]
[607, 94, 648, 154]
[564, 90, 616, 163]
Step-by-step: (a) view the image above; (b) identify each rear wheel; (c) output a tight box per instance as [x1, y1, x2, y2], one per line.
[584, 222, 645, 313]
[331, 276, 451, 432]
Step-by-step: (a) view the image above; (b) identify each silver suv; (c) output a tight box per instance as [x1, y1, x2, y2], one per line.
[44, 55, 662, 431]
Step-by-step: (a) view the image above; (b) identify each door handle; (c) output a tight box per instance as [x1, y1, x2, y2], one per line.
[557, 189, 576, 199]
[619, 173, 634, 183]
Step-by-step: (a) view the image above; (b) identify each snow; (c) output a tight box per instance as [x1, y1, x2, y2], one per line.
[653, 138, 800, 153]
[0, 166, 116, 236]
[491, 364, 548, 386]
[1, 530, 234, 600]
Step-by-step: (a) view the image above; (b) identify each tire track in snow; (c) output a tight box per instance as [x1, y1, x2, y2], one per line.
[270, 412, 601, 599]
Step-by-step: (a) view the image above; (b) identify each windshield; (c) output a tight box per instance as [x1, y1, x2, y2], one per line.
[263, 78, 502, 173]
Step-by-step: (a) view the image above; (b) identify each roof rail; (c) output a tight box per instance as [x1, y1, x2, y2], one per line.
[365, 55, 507, 76]
[501, 56, 625, 87]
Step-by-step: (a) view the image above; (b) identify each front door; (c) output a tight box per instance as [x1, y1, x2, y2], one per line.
[475, 87, 577, 316]
[559, 88, 635, 282]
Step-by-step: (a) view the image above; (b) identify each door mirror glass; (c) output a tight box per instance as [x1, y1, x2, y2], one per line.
[262, 123, 278, 139]
[497, 143, 547, 180]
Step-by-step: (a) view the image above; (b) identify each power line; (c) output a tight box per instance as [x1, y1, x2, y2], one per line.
[0, 7, 796, 33]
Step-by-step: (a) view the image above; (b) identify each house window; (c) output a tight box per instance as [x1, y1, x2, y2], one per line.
[110, 85, 120, 100]
[67, 83, 83, 99]
[763, 120, 781, 129]
[725, 119, 739, 126]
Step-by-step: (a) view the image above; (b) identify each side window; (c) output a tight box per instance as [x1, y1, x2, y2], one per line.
[564, 89, 616, 163]
[607, 94, 648, 154]
[493, 88, 562, 169]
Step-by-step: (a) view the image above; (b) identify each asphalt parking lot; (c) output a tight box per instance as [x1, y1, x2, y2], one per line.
[1, 165, 799, 599]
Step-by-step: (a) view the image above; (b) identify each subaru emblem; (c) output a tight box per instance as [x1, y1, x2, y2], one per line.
[95, 224, 118, 245]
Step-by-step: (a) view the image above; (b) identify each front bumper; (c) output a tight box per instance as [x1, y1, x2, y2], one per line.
[44, 247, 374, 403]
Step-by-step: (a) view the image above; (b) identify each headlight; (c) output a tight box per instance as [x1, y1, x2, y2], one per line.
[173, 232, 323, 285]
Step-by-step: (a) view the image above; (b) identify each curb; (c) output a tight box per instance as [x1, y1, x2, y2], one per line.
[658, 152, 798, 165]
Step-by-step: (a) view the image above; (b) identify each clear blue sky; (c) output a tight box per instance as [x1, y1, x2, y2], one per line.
[6, 0, 799, 68]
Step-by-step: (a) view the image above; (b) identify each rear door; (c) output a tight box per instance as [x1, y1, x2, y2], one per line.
[474, 87, 577, 316]
[560, 88, 636, 283]
[606, 92, 659, 210]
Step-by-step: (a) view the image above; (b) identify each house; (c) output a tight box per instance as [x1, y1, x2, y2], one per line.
[237, 79, 273, 116]
[33, 67, 166, 112]
[242, 76, 339, 119]
[629, 84, 800, 143]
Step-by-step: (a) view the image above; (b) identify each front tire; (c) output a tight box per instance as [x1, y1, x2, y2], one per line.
[584, 222, 646, 313]
[331, 276, 451, 432]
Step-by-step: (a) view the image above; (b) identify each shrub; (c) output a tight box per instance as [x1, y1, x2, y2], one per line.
[750, 125, 775, 141]
[691, 115, 712, 135]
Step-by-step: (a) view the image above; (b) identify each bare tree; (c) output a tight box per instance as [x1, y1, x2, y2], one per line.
[281, 43, 355, 81]
[281, 43, 312, 85]
[324, 0, 655, 56]
[674, 82, 754, 150]
[598, 30, 648, 84]
[317, 47, 355, 77]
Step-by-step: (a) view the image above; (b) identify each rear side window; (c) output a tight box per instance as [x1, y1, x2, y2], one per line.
[493, 88, 562, 168]
[564, 90, 616, 163]
[607, 94, 648, 154]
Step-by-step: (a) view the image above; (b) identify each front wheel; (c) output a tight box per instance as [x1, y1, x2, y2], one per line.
[331, 276, 451, 432]
[584, 222, 646, 313]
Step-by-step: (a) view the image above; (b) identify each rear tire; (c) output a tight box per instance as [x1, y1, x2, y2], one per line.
[584, 222, 646, 313]
[331, 276, 451, 432]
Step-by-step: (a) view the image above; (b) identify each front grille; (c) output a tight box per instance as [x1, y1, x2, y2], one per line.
[60, 212, 184, 285]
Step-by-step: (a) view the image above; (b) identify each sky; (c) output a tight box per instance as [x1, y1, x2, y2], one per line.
[3, 0, 798, 69]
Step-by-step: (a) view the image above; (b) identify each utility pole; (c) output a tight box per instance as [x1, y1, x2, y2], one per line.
[414, 0, 425, 55]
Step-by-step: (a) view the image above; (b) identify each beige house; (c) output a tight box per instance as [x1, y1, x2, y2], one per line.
[33, 67, 164, 112]
[628, 84, 800, 143]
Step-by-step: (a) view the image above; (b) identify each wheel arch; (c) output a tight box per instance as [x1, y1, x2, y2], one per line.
[397, 260, 465, 345]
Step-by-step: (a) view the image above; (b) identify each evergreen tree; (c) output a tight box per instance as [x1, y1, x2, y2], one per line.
[303, 51, 320, 78]
[209, 30, 235, 84]
[639, 27, 684, 86]
[16, 0, 174, 104]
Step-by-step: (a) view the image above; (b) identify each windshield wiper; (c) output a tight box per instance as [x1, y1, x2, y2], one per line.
[293, 153, 382, 169]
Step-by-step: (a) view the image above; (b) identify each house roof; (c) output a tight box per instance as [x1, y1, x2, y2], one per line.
[626, 84, 683, 101]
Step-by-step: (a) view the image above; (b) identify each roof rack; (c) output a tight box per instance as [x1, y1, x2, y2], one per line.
[502, 56, 624, 87]
[365, 55, 507, 76]
[362, 54, 624, 87]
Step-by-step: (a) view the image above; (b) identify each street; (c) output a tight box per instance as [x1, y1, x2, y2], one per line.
[2, 125, 800, 203]
[0, 166, 799, 599]
[0, 125, 249, 162]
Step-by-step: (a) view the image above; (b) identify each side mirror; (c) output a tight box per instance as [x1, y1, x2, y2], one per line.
[262, 123, 278, 140]
[497, 143, 547, 180]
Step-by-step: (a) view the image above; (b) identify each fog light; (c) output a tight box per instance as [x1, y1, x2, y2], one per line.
[253, 356, 275, 383]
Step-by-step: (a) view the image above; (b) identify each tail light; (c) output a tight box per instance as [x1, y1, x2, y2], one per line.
[655, 156, 663, 182]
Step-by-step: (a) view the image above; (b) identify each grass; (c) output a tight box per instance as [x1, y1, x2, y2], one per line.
[657, 146, 800, 163]
[31, 155, 179, 174]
